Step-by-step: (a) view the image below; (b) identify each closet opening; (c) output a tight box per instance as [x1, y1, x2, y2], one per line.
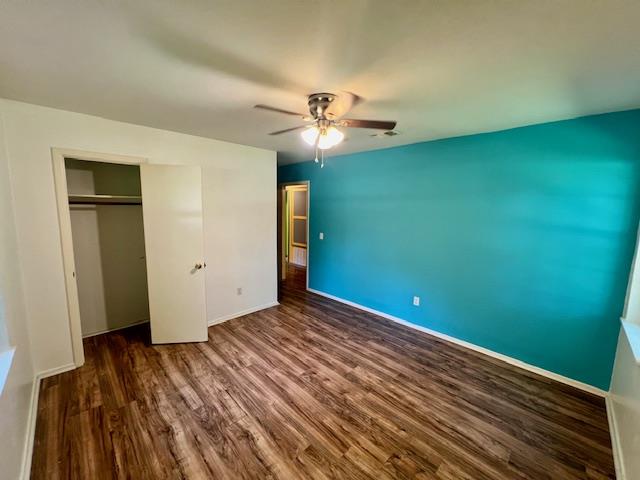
[64, 158, 151, 343]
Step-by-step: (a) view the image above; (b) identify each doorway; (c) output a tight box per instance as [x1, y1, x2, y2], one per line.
[52, 148, 208, 368]
[278, 182, 309, 294]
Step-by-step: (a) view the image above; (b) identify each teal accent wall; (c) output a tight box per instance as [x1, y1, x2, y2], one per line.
[278, 110, 640, 390]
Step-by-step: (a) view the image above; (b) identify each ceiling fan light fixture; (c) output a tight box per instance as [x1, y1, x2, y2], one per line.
[301, 126, 320, 146]
[260, 92, 395, 162]
[317, 126, 344, 150]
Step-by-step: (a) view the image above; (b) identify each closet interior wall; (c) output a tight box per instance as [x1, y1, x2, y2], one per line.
[65, 159, 149, 337]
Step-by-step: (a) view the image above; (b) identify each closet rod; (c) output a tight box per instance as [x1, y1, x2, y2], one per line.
[68, 194, 142, 205]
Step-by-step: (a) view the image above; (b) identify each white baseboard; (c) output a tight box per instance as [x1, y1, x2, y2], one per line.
[20, 362, 75, 480]
[208, 301, 279, 326]
[37, 363, 77, 380]
[19, 375, 40, 480]
[82, 319, 150, 338]
[606, 395, 626, 480]
[307, 288, 607, 397]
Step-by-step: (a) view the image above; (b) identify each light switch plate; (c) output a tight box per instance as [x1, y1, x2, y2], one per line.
[319, 232, 324, 240]
[413, 296, 420, 306]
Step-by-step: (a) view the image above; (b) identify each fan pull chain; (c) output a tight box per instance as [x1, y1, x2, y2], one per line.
[321, 149, 324, 168]
[314, 145, 319, 163]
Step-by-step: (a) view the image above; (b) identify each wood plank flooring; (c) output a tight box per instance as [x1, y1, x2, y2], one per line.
[31, 275, 615, 479]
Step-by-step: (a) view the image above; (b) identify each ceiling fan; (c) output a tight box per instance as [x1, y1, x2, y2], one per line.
[254, 92, 397, 167]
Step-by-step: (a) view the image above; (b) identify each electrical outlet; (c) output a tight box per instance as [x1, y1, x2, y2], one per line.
[319, 232, 324, 240]
[413, 296, 420, 307]
[237, 287, 243, 295]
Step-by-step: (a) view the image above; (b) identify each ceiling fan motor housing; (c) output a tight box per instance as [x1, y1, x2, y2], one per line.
[308, 93, 336, 120]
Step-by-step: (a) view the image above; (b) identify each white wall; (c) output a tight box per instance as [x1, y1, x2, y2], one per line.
[609, 326, 640, 479]
[611, 225, 640, 479]
[0, 98, 277, 374]
[0, 102, 36, 479]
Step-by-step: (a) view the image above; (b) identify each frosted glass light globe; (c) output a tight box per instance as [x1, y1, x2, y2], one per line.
[317, 126, 344, 150]
[301, 126, 320, 146]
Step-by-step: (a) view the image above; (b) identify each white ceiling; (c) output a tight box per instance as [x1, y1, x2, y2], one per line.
[1, 1, 639, 165]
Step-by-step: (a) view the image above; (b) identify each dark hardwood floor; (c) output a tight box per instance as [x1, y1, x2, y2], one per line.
[283, 262, 307, 291]
[31, 272, 615, 479]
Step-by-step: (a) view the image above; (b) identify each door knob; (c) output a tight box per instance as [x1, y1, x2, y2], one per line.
[194, 263, 203, 270]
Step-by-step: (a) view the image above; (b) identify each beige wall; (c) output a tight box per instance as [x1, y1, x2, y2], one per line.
[0, 97, 277, 374]
[0, 101, 35, 479]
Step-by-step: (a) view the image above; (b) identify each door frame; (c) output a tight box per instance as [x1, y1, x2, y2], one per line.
[51, 148, 148, 368]
[278, 180, 310, 290]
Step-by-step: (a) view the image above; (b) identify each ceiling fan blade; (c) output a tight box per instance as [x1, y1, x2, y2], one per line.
[340, 119, 397, 130]
[268, 125, 308, 135]
[254, 104, 307, 118]
[325, 92, 362, 119]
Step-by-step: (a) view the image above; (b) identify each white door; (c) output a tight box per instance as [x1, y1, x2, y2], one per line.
[140, 164, 208, 344]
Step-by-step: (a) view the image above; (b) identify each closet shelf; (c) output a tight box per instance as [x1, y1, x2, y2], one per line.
[68, 194, 142, 205]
